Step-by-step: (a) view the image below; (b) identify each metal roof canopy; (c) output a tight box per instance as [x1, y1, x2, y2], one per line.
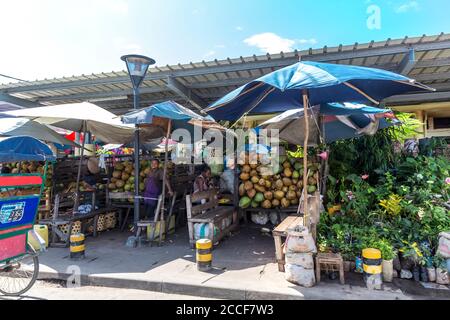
[1, 33, 450, 114]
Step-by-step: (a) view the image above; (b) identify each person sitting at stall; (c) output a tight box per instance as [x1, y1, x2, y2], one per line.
[193, 164, 214, 194]
[143, 159, 173, 221]
[81, 157, 100, 192]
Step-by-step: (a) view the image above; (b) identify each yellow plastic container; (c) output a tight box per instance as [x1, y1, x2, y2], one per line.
[28, 225, 49, 251]
[147, 221, 166, 241]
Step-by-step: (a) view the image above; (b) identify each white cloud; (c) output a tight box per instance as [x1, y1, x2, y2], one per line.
[203, 50, 216, 58]
[244, 33, 317, 54]
[395, 1, 420, 13]
[235, 26, 244, 31]
[297, 38, 318, 45]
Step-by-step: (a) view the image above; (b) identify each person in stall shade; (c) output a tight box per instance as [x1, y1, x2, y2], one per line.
[193, 164, 214, 194]
[143, 159, 173, 221]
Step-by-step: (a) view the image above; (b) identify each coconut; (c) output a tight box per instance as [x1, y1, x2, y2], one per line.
[281, 198, 290, 208]
[275, 180, 284, 190]
[262, 200, 272, 209]
[287, 190, 297, 200]
[122, 173, 130, 181]
[265, 180, 272, 189]
[282, 186, 289, 193]
[274, 191, 285, 200]
[115, 180, 125, 189]
[240, 173, 250, 181]
[250, 170, 258, 177]
[112, 171, 122, 179]
[258, 179, 266, 186]
[244, 181, 254, 191]
[124, 184, 131, 191]
[247, 189, 256, 199]
[250, 163, 258, 169]
[251, 176, 260, 184]
[254, 184, 266, 193]
[282, 178, 292, 186]
[242, 165, 251, 173]
[264, 191, 274, 201]
[282, 161, 291, 169]
[272, 199, 280, 207]
[251, 200, 259, 208]
[139, 182, 146, 192]
[115, 163, 124, 171]
[284, 168, 293, 177]
[308, 177, 317, 185]
[239, 184, 246, 196]
[108, 183, 117, 190]
[291, 198, 299, 205]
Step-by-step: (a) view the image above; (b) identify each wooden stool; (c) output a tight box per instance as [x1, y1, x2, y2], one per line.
[315, 253, 345, 285]
[135, 221, 153, 246]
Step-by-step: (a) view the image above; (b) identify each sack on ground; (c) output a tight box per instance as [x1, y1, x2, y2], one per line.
[251, 212, 269, 225]
[285, 264, 316, 288]
[437, 232, 450, 259]
[194, 223, 218, 240]
[436, 268, 449, 285]
[284, 227, 317, 254]
[285, 252, 314, 269]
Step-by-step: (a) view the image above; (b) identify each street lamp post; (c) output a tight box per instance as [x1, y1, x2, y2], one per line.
[121, 54, 156, 224]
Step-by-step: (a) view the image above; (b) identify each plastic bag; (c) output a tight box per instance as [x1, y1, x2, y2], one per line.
[285, 253, 314, 269]
[251, 212, 269, 225]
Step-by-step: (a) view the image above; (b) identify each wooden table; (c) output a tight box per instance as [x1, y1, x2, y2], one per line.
[272, 215, 304, 272]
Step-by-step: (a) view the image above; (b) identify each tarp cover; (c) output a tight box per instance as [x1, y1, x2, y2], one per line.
[0, 136, 55, 162]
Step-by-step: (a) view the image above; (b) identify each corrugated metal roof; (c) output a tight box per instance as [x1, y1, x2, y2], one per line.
[1, 33, 450, 113]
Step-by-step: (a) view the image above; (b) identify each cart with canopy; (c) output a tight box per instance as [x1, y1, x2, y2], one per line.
[0, 136, 55, 296]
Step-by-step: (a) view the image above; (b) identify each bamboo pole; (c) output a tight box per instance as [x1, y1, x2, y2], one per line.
[302, 91, 310, 228]
[74, 120, 87, 211]
[159, 119, 172, 246]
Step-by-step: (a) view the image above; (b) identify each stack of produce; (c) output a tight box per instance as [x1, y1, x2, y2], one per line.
[238, 152, 320, 210]
[108, 160, 174, 201]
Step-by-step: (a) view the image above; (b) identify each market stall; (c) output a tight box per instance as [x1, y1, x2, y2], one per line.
[205, 60, 437, 287]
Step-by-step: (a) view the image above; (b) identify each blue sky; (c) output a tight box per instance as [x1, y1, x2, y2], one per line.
[0, 0, 449, 82]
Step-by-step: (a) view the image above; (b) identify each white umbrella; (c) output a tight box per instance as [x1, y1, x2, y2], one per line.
[0, 117, 78, 147]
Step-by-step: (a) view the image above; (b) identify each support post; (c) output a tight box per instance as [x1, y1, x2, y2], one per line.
[159, 120, 172, 245]
[133, 87, 141, 224]
[302, 91, 310, 228]
[74, 120, 87, 211]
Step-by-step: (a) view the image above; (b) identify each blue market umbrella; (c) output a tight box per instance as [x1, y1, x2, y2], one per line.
[259, 103, 399, 144]
[205, 61, 434, 218]
[0, 136, 55, 163]
[121, 101, 230, 241]
[205, 61, 434, 121]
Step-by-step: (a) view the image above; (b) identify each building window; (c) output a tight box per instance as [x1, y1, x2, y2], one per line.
[433, 117, 450, 130]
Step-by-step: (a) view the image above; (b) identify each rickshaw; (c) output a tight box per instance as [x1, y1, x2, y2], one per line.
[0, 136, 55, 296]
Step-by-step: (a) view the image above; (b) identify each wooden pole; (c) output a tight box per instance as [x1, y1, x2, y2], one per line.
[74, 120, 87, 211]
[159, 119, 172, 246]
[302, 91, 310, 228]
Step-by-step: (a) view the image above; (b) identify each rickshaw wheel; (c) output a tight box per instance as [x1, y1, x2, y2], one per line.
[0, 245, 39, 296]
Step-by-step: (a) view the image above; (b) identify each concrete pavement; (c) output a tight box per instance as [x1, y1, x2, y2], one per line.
[35, 226, 424, 300]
